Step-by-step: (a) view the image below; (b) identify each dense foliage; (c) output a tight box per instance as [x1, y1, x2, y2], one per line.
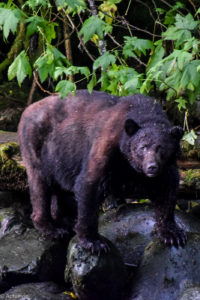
[0, 0, 200, 120]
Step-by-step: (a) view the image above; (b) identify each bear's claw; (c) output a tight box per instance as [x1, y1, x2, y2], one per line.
[156, 222, 187, 248]
[79, 238, 110, 255]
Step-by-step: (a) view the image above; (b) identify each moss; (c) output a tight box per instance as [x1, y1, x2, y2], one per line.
[180, 140, 200, 160]
[0, 214, 4, 223]
[0, 142, 28, 191]
[184, 169, 200, 189]
[0, 142, 20, 163]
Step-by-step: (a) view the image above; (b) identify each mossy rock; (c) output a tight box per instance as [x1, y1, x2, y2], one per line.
[0, 142, 19, 162]
[180, 137, 200, 161]
[0, 142, 27, 191]
[184, 169, 200, 190]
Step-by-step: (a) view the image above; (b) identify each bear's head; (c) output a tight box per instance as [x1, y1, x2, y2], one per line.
[121, 119, 184, 178]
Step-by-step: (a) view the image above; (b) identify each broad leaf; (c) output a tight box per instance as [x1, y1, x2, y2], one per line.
[35, 46, 69, 82]
[175, 97, 187, 110]
[0, 8, 23, 39]
[147, 42, 164, 71]
[181, 60, 200, 89]
[177, 51, 192, 70]
[55, 80, 76, 98]
[183, 130, 197, 145]
[23, 0, 51, 9]
[87, 73, 97, 93]
[93, 52, 116, 71]
[79, 16, 112, 43]
[123, 36, 153, 58]
[54, 66, 90, 80]
[55, 0, 86, 10]
[162, 26, 192, 47]
[26, 16, 57, 43]
[8, 51, 32, 86]
[175, 13, 198, 31]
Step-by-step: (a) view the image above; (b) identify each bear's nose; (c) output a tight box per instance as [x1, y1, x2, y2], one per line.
[147, 163, 158, 174]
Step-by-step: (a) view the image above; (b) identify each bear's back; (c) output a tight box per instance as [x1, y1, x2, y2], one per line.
[122, 94, 170, 129]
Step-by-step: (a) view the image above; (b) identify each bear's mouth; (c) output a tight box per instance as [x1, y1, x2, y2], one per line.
[145, 171, 159, 178]
[144, 166, 160, 178]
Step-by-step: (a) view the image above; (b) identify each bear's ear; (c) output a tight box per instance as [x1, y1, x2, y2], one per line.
[124, 119, 140, 136]
[170, 126, 184, 140]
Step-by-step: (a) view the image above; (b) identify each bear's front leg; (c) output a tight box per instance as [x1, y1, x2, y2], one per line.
[74, 176, 109, 254]
[152, 166, 187, 247]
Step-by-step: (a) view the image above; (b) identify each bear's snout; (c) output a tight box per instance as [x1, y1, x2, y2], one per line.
[143, 150, 160, 177]
[145, 162, 159, 177]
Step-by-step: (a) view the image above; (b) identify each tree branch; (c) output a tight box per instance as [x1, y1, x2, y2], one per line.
[87, 0, 107, 54]
[67, 14, 95, 62]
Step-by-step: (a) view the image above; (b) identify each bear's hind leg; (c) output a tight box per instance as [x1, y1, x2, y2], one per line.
[29, 171, 67, 238]
[50, 194, 73, 235]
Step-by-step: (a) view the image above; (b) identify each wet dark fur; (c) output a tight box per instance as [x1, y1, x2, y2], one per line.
[18, 90, 186, 252]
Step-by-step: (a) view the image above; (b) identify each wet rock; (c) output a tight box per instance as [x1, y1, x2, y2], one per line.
[0, 132, 18, 144]
[179, 286, 200, 300]
[0, 281, 71, 300]
[99, 204, 154, 266]
[65, 235, 127, 300]
[0, 207, 19, 237]
[130, 233, 200, 300]
[0, 228, 69, 289]
[99, 204, 200, 266]
[0, 191, 32, 236]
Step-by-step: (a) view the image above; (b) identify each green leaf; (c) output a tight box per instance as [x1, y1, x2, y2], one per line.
[55, 80, 76, 98]
[123, 36, 153, 58]
[77, 67, 90, 79]
[23, 0, 51, 9]
[8, 51, 32, 86]
[55, 0, 85, 9]
[163, 13, 199, 48]
[162, 26, 192, 47]
[183, 130, 197, 145]
[177, 51, 192, 70]
[106, 0, 122, 3]
[79, 16, 112, 43]
[175, 13, 198, 31]
[124, 77, 141, 93]
[147, 43, 164, 72]
[183, 38, 200, 54]
[164, 2, 185, 25]
[175, 97, 187, 110]
[196, 7, 200, 16]
[0, 8, 23, 39]
[26, 16, 58, 43]
[181, 60, 200, 89]
[26, 16, 46, 37]
[35, 46, 70, 82]
[54, 66, 90, 80]
[87, 73, 97, 93]
[51, 46, 69, 63]
[93, 52, 116, 71]
[45, 23, 57, 43]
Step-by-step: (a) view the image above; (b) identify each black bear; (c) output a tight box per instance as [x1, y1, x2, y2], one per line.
[18, 90, 186, 252]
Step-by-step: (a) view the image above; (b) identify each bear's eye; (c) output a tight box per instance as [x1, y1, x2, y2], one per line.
[139, 145, 147, 151]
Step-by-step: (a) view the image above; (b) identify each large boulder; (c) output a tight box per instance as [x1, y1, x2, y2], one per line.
[65, 235, 127, 300]
[99, 204, 200, 266]
[0, 282, 71, 300]
[130, 233, 200, 300]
